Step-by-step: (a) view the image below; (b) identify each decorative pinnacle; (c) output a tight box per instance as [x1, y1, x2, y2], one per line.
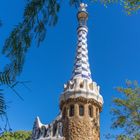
[77, 3, 88, 23]
[79, 3, 88, 12]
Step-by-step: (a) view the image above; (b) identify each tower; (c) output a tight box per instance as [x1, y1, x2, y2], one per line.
[32, 3, 103, 140]
[60, 3, 103, 140]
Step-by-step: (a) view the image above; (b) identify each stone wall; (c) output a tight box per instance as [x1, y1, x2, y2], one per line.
[61, 97, 101, 140]
[63, 117, 99, 140]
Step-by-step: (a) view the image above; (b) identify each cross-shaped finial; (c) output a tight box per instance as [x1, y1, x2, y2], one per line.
[79, 3, 87, 12]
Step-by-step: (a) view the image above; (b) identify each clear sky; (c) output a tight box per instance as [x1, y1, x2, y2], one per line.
[0, 0, 140, 139]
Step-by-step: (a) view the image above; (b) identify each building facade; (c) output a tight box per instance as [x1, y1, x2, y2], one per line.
[32, 3, 103, 140]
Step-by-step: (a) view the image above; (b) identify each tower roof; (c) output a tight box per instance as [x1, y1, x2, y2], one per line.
[72, 3, 92, 81]
[60, 3, 103, 105]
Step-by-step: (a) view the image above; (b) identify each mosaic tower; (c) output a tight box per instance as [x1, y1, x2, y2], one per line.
[32, 3, 103, 140]
[60, 3, 103, 140]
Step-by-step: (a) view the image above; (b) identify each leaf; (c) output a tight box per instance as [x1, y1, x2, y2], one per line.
[0, 92, 6, 116]
[110, 80, 140, 139]
[0, 71, 11, 85]
[2, 0, 60, 80]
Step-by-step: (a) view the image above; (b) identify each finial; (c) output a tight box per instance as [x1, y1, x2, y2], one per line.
[77, 3, 88, 25]
[79, 3, 88, 12]
[35, 116, 42, 128]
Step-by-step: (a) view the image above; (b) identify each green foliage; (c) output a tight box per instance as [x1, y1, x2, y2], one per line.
[2, 0, 60, 80]
[90, 0, 140, 14]
[123, 0, 140, 14]
[0, 70, 29, 117]
[0, 131, 32, 140]
[110, 80, 140, 140]
[0, 71, 11, 116]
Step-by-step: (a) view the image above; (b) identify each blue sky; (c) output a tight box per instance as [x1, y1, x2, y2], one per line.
[0, 0, 140, 139]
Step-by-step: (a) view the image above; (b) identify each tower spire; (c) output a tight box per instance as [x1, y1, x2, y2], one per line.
[72, 3, 92, 81]
[32, 3, 104, 140]
[60, 3, 103, 105]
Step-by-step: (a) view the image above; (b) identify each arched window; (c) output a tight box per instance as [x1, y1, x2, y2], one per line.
[53, 122, 57, 136]
[69, 105, 74, 117]
[79, 105, 84, 116]
[41, 126, 47, 137]
[88, 106, 93, 117]
[62, 107, 66, 119]
[80, 83, 83, 88]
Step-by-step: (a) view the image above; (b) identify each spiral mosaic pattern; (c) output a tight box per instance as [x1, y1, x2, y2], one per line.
[72, 26, 92, 81]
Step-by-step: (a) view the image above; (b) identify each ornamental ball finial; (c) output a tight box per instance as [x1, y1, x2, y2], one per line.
[79, 3, 88, 12]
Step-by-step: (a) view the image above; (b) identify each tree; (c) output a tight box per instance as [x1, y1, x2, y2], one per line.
[0, 131, 32, 140]
[0, 9, 30, 133]
[109, 80, 140, 140]
[0, 62, 12, 129]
